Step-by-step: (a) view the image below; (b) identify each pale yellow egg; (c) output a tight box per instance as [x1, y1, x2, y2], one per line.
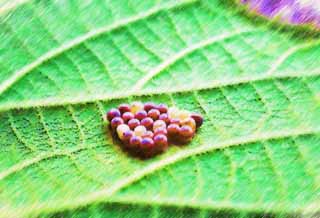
[178, 110, 190, 120]
[117, 124, 130, 140]
[180, 118, 196, 131]
[168, 107, 180, 119]
[131, 102, 144, 114]
[134, 125, 147, 137]
[153, 120, 166, 131]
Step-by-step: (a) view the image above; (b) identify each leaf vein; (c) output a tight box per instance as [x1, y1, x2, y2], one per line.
[0, 0, 197, 97]
[60, 127, 320, 212]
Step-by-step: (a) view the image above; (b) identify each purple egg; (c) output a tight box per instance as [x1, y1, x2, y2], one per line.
[110, 117, 124, 129]
[141, 117, 154, 130]
[107, 108, 121, 121]
[135, 110, 148, 120]
[159, 113, 170, 125]
[122, 112, 134, 123]
[128, 119, 140, 130]
[154, 127, 168, 136]
[123, 130, 133, 139]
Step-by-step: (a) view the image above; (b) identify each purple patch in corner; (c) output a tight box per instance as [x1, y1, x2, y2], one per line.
[291, 7, 317, 23]
[258, 0, 294, 17]
[240, 0, 320, 29]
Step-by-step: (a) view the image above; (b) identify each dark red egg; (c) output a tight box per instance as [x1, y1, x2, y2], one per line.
[179, 125, 194, 138]
[129, 136, 142, 150]
[144, 102, 156, 112]
[167, 124, 180, 136]
[154, 134, 168, 152]
[140, 137, 155, 150]
[118, 104, 131, 114]
[191, 113, 204, 128]
[157, 104, 168, 114]
[148, 109, 160, 120]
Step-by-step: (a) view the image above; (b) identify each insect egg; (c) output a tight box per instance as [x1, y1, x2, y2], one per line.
[129, 136, 142, 148]
[134, 125, 147, 137]
[135, 110, 148, 120]
[107, 102, 204, 157]
[107, 108, 121, 121]
[128, 119, 140, 130]
[122, 112, 134, 123]
[154, 134, 168, 151]
[179, 125, 194, 138]
[142, 130, 154, 139]
[116, 124, 130, 140]
[111, 117, 124, 129]
[178, 110, 190, 120]
[140, 137, 155, 149]
[148, 109, 160, 120]
[157, 103, 168, 114]
[131, 102, 144, 114]
[122, 130, 134, 143]
[168, 107, 180, 119]
[154, 127, 168, 136]
[190, 114, 204, 128]
[144, 102, 156, 111]
[170, 118, 180, 125]
[159, 113, 170, 125]
[167, 124, 180, 136]
[141, 117, 154, 130]
[153, 120, 166, 131]
[118, 104, 131, 114]
[180, 117, 196, 131]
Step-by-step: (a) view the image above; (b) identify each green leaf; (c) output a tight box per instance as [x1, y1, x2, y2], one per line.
[0, 0, 319, 217]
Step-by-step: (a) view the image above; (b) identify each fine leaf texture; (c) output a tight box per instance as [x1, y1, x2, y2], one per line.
[0, 0, 319, 217]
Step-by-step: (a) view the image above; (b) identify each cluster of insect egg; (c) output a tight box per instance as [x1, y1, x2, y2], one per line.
[106, 102, 203, 157]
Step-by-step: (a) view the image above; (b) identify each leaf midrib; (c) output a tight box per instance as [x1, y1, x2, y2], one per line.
[0, 68, 319, 113]
[0, 0, 29, 15]
[0, 30, 319, 112]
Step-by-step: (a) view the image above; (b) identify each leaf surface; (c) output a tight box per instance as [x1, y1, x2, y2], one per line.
[0, 0, 319, 217]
